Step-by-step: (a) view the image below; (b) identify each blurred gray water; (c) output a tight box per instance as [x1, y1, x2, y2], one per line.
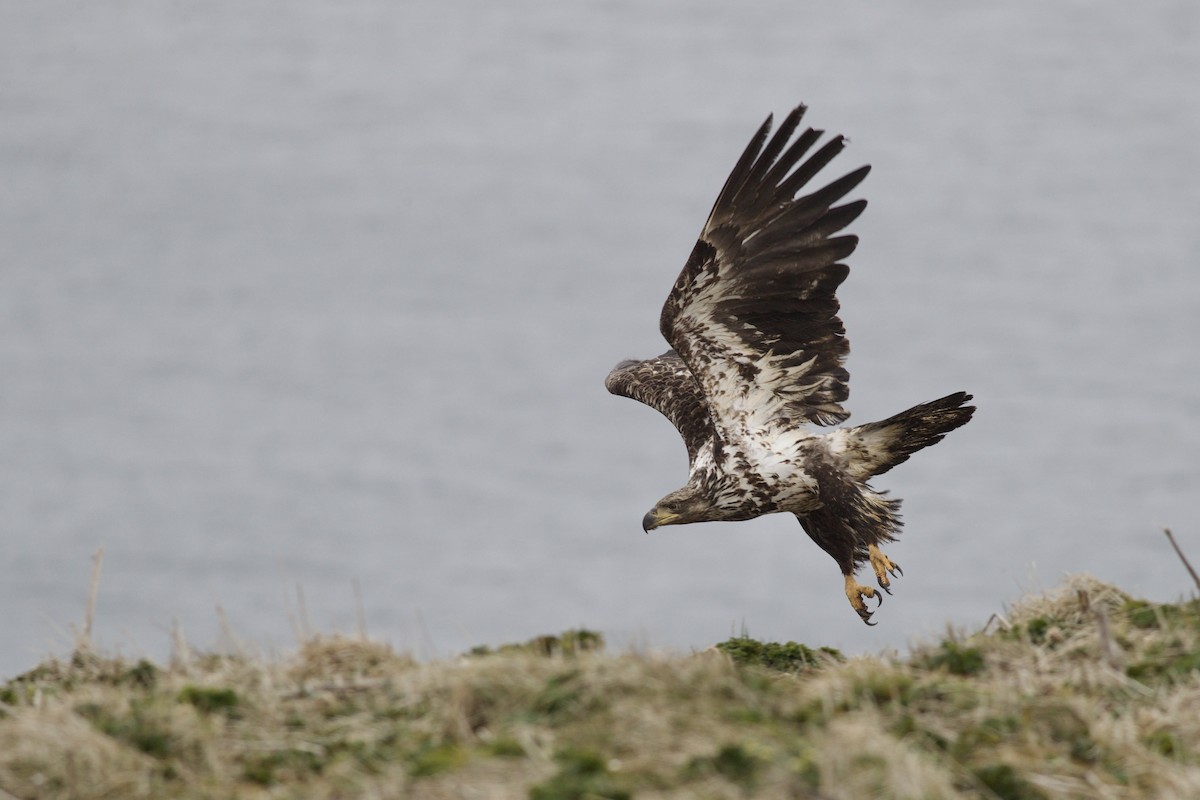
[2, 2, 1198, 677]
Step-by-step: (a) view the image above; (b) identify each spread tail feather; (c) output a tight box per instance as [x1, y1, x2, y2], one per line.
[846, 391, 975, 478]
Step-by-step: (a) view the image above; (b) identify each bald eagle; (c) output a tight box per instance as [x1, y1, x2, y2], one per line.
[606, 105, 974, 624]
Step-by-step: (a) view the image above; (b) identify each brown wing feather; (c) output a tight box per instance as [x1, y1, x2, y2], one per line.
[604, 350, 715, 467]
[659, 105, 869, 439]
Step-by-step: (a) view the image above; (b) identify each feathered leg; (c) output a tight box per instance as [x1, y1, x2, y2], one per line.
[797, 511, 883, 625]
[796, 451, 903, 625]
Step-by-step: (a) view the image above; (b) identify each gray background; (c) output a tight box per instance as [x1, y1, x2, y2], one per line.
[2, 1, 1198, 677]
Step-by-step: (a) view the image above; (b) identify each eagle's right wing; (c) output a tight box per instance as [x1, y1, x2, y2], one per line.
[659, 105, 869, 442]
[605, 350, 715, 467]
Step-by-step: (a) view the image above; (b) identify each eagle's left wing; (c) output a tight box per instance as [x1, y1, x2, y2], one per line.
[605, 350, 715, 468]
[659, 105, 869, 442]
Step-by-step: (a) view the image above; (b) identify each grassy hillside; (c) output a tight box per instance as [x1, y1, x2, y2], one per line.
[2, 574, 1200, 799]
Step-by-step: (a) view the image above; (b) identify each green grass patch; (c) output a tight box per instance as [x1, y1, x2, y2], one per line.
[1126, 642, 1200, 683]
[178, 685, 240, 716]
[715, 636, 842, 672]
[240, 747, 324, 786]
[484, 736, 526, 758]
[532, 669, 585, 719]
[467, 629, 604, 658]
[75, 699, 177, 759]
[972, 763, 1048, 800]
[408, 743, 468, 777]
[952, 715, 1020, 760]
[922, 640, 986, 676]
[1123, 598, 1200, 631]
[684, 742, 762, 787]
[529, 748, 630, 800]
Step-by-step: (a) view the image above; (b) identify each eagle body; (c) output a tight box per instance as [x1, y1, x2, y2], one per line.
[605, 105, 974, 624]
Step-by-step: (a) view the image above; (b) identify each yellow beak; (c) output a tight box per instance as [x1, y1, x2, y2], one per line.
[642, 508, 680, 532]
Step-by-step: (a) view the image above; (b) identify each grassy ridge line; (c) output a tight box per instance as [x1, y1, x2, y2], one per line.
[1, 574, 1199, 799]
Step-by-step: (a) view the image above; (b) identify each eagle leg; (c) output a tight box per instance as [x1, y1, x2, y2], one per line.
[868, 544, 902, 595]
[843, 573, 883, 625]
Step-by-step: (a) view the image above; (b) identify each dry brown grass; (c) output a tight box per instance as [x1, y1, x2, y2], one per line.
[2, 575, 1200, 799]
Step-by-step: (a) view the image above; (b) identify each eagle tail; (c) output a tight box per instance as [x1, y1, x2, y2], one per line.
[849, 391, 975, 478]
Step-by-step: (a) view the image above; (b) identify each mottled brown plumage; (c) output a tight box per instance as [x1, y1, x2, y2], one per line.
[606, 105, 974, 624]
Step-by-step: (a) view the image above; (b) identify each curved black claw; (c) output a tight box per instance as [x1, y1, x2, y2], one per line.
[877, 576, 893, 595]
[855, 590, 884, 625]
[891, 562, 903, 578]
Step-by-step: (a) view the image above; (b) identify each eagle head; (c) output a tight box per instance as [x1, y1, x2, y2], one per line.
[642, 485, 711, 532]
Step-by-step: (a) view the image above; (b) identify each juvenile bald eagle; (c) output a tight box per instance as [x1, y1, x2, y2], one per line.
[606, 105, 974, 624]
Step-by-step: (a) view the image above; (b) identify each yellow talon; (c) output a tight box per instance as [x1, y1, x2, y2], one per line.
[844, 573, 881, 625]
[868, 544, 902, 594]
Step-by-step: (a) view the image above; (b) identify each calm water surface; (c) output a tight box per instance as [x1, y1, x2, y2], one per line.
[2, 2, 1198, 677]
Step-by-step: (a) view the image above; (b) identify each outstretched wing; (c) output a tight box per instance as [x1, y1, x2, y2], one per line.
[605, 350, 715, 467]
[660, 105, 869, 442]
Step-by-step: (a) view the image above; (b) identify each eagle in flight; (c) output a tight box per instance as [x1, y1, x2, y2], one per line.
[606, 105, 974, 624]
